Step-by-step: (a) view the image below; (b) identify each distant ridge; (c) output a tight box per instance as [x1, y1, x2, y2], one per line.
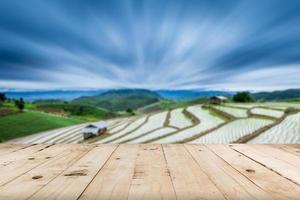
[4, 90, 105, 102]
[252, 89, 300, 101]
[156, 90, 233, 101]
[72, 89, 161, 111]
[98, 89, 161, 98]
[4, 88, 300, 103]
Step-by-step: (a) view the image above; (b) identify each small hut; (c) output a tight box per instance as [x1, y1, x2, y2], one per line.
[83, 122, 107, 139]
[209, 96, 228, 105]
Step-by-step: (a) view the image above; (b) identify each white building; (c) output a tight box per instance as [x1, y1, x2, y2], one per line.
[83, 121, 108, 139]
[209, 96, 228, 104]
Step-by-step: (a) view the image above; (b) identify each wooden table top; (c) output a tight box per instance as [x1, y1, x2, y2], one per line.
[0, 144, 300, 199]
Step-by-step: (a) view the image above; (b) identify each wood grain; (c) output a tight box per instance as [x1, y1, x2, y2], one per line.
[79, 145, 139, 200]
[0, 144, 299, 199]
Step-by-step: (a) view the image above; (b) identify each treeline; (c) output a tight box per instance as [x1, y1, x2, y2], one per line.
[232, 92, 255, 102]
[35, 101, 115, 118]
[0, 93, 25, 111]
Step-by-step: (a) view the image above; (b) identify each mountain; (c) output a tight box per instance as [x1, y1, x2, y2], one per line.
[72, 89, 161, 111]
[95, 89, 161, 99]
[252, 89, 300, 101]
[4, 90, 105, 102]
[156, 90, 233, 101]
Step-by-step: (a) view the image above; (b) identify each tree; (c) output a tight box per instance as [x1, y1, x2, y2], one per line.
[233, 92, 255, 102]
[0, 93, 6, 102]
[126, 108, 135, 115]
[15, 98, 25, 111]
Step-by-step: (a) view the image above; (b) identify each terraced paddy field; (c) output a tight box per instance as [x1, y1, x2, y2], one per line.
[212, 105, 248, 118]
[250, 107, 284, 118]
[189, 118, 273, 144]
[0, 144, 300, 199]
[248, 112, 300, 144]
[7, 102, 300, 144]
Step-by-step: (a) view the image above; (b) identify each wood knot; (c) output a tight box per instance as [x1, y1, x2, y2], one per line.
[64, 170, 87, 177]
[245, 169, 255, 173]
[32, 175, 43, 180]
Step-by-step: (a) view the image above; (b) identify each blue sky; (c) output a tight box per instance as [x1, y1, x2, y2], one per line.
[0, 0, 300, 91]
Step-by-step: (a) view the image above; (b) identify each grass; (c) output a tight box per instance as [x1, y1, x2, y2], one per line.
[35, 102, 115, 120]
[160, 100, 188, 110]
[72, 92, 160, 112]
[207, 108, 230, 121]
[182, 108, 200, 125]
[0, 110, 83, 142]
[202, 104, 235, 121]
[137, 102, 163, 114]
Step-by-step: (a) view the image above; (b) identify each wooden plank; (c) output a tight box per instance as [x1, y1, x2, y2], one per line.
[0, 144, 299, 199]
[250, 145, 300, 168]
[0, 144, 15, 149]
[0, 144, 73, 186]
[274, 145, 300, 157]
[231, 144, 300, 185]
[0, 145, 93, 200]
[185, 144, 272, 199]
[207, 145, 300, 200]
[30, 145, 117, 200]
[0, 144, 51, 167]
[285, 144, 300, 148]
[0, 143, 28, 150]
[163, 144, 226, 200]
[0, 144, 33, 156]
[79, 145, 139, 200]
[127, 144, 176, 200]
[276, 145, 300, 157]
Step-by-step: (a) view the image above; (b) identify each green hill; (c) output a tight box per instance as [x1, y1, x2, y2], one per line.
[252, 89, 300, 101]
[34, 101, 115, 121]
[0, 111, 82, 142]
[72, 89, 161, 111]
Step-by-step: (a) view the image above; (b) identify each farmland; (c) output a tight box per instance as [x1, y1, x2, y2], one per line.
[8, 102, 300, 144]
[212, 105, 248, 118]
[250, 108, 284, 118]
[248, 112, 300, 144]
[189, 118, 273, 144]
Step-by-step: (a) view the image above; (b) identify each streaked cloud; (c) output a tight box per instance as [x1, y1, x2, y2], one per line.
[0, 0, 299, 91]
